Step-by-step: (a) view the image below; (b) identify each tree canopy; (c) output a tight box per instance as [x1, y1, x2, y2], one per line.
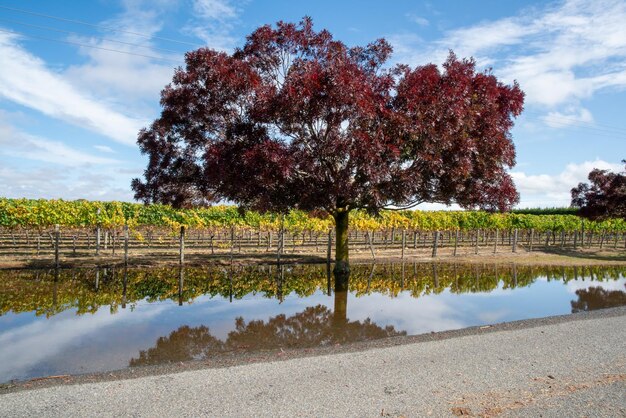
[571, 160, 626, 220]
[132, 17, 524, 274]
[132, 17, 524, 214]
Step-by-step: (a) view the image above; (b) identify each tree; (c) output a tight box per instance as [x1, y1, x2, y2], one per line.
[132, 18, 524, 276]
[571, 161, 626, 220]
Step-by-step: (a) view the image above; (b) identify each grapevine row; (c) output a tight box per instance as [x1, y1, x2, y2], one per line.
[2, 198, 625, 233]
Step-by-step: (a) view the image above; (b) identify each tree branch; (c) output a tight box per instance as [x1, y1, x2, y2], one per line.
[381, 200, 425, 211]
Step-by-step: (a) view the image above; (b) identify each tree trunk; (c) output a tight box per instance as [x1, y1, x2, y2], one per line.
[333, 209, 350, 277]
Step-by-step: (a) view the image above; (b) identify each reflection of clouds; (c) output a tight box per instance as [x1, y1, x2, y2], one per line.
[346, 292, 466, 335]
[0, 304, 168, 381]
[477, 309, 511, 324]
[5, 272, 625, 382]
[186, 291, 332, 340]
[565, 279, 626, 294]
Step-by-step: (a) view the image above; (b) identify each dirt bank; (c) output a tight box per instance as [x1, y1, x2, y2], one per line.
[1, 246, 625, 269]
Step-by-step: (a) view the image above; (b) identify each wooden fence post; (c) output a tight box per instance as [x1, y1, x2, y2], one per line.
[326, 229, 332, 268]
[124, 224, 129, 267]
[401, 230, 406, 260]
[229, 226, 235, 264]
[474, 229, 479, 254]
[431, 230, 439, 258]
[54, 224, 60, 269]
[580, 220, 585, 248]
[493, 229, 499, 254]
[453, 229, 459, 257]
[529, 229, 534, 252]
[368, 231, 376, 260]
[96, 208, 101, 256]
[277, 223, 283, 265]
[179, 225, 185, 265]
[512, 229, 518, 253]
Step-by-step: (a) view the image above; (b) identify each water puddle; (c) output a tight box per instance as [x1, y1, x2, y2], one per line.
[1, 263, 625, 382]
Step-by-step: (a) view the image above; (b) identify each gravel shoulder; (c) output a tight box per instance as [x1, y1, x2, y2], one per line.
[1, 307, 625, 417]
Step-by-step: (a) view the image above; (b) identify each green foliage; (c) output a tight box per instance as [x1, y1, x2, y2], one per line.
[512, 207, 579, 215]
[0, 198, 625, 233]
[1, 264, 624, 318]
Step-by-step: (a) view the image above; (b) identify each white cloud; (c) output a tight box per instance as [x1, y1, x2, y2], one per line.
[566, 278, 626, 294]
[437, 16, 533, 60]
[183, 0, 242, 51]
[0, 119, 119, 166]
[0, 164, 137, 201]
[94, 145, 116, 154]
[0, 303, 169, 381]
[347, 292, 465, 335]
[386, 33, 424, 62]
[511, 159, 624, 207]
[542, 106, 594, 128]
[390, 0, 626, 118]
[406, 13, 429, 27]
[0, 32, 146, 145]
[62, 5, 183, 115]
[3, 137, 118, 166]
[193, 0, 238, 20]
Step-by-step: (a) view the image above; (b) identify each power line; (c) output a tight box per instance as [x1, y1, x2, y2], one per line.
[0, 4, 204, 48]
[520, 116, 626, 140]
[524, 109, 626, 135]
[0, 17, 185, 55]
[527, 120, 626, 138]
[0, 28, 183, 64]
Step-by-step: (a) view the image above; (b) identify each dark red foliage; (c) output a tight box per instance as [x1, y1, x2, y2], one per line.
[132, 17, 524, 212]
[571, 161, 626, 220]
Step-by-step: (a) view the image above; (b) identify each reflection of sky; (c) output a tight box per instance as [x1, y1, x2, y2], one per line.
[347, 277, 626, 335]
[0, 274, 625, 382]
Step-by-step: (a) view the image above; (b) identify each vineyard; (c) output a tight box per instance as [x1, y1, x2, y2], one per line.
[1, 198, 626, 262]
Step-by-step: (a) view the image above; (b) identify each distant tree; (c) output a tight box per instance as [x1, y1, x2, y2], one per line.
[571, 161, 626, 220]
[132, 18, 524, 276]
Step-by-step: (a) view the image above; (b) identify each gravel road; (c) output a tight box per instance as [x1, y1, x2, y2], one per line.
[1, 309, 625, 417]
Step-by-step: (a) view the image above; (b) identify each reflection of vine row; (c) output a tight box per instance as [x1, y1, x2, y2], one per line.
[1, 264, 625, 317]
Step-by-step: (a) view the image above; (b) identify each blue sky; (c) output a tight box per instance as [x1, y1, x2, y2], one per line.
[0, 0, 625, 208]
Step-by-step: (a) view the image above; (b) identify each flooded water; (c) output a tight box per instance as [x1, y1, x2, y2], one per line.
[1, 263, 625, 383]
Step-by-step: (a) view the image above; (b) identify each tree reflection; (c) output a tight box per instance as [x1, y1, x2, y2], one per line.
[130, 299, 405, 367]
[129, 325, 223, 366]
[571, 285, 626, 312]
